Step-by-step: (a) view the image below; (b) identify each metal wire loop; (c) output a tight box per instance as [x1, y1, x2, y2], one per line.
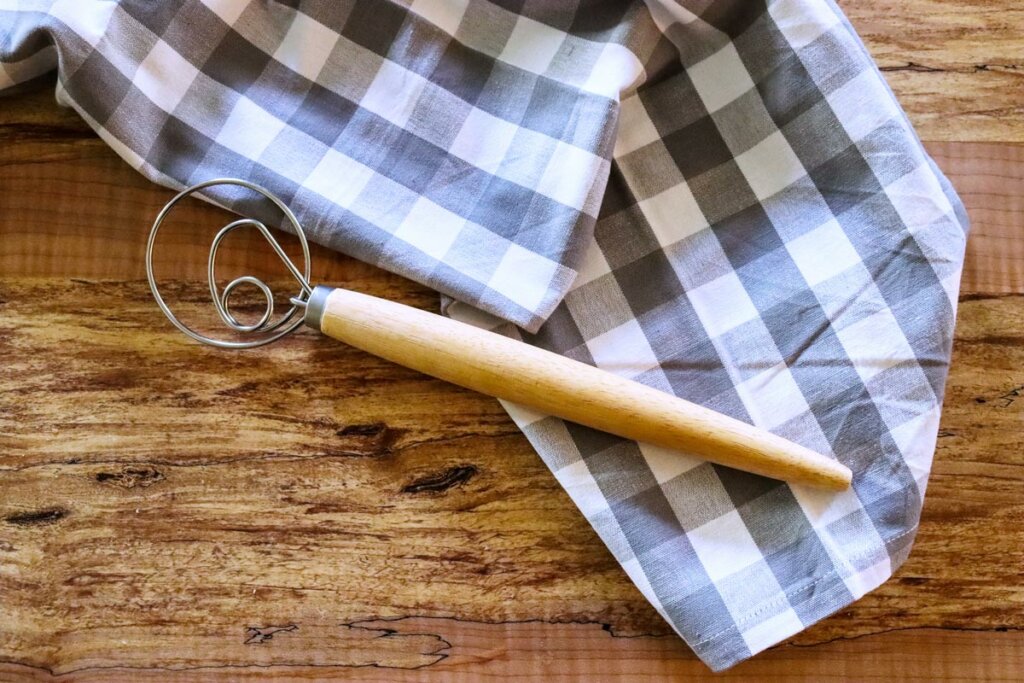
[145, 178, 313, 349]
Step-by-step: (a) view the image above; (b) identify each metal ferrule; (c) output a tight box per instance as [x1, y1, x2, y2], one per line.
[303, 285, 334, 331]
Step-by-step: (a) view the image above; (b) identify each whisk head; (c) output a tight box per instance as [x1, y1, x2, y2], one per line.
[145, 178, 313, 349]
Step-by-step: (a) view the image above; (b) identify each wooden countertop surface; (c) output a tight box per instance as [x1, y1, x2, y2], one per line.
[1, 1, 1022, 680]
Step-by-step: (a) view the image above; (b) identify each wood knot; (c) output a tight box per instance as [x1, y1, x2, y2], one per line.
[335, 422, 404, 457]
[4, 507, 68, 526]
[402, 465, 479, 494]
[95, 466, 165, 489]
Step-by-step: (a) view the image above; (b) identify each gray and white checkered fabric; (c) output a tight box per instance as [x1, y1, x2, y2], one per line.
[2, 0, 968, 670]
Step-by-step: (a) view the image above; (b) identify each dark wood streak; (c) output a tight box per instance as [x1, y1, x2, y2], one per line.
[244, 625, 299, 645]
[94, 467, 165, 489]
[402, 466, 480, 494]
[4, 507, 68, 526]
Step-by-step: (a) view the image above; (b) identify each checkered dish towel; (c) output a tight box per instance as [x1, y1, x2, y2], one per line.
[1, 0, 968, 670]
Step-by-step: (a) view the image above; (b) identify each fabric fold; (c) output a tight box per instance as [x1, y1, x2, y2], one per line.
[1, 0, 968, 670]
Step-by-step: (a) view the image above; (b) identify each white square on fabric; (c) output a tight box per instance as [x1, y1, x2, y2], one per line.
[570, 237, 613, 290]
[500, 400, 548, 428]
[198, 0, 248, 26]
[841, 556, 891, 601]
[582, 42, 643, 98]
[273, 12, 339, 81]
[498, 14, 565, 74]
[215, 97, 286, 159]
[885, 163, 957, 233]
[614, 92, 662, 157]
[791, 484, 865, 529]
[639, 443, 704, 485]
[409, 0, 470, 36]
[734, 362, 811, 430]
[686, 271, 759, 338]
[134, 39, 199, 114]
[687, 43, 756, 113]
[889, 404, 940, 490]
[638, 182, 709, 248]
[536, 141, 603, 211]
[585, 319, 661, 378]
[554, 459, 610, 518]
[487, 242, 560, 312]
[734, 130, 807, 201]
[786, 218, 862, 287]
[303, 148, 374, 207]
[769, 0, 842, 49]
[621, 557, 666, 613]
[826, 69, 900, 143]
[740, 608, 804, 654]
[449, 107, 518, 174]
[393, 197, 465, 260]
[50, 0, 117, 47]
[688, 510, 764, 582]
[360, 59, 428, 128]
[833, 307, 917, 384]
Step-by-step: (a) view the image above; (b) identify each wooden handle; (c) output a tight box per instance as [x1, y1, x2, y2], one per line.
[308, 286, 852, 491]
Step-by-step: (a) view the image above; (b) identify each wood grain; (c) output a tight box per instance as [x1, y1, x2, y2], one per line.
[844, 0, 1024, 142]
[1, 281, 1022, 681]
[926, 141, 1024, 295]
[1, 1, 1023, 679]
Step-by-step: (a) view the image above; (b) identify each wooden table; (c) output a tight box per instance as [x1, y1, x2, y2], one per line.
[1, 2, 1022, 680]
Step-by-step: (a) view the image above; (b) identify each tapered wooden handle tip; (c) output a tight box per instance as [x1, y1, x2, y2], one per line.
[308, 286, 855, 492]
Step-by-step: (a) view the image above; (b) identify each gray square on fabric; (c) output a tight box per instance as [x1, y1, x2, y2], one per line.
[730, 7, 793, 83]
[713, 202, 786, 270]
[688, 160, 760, 224]
[661, 464, 735, 532]
[759, 174, 835, 242]
[520, 77, 583, 141]
[105, 5, 160, 68]
[121, 0, 182, 38]
[203, 27, 272, 94]
[288, 83, 358, 146]
[783, 98, 853, 173]
[854, 121, 922, 186]
[162, 1, 232, 66]
[588, 441, 663, 507]
[614, 484, 687, 557]
[563, 273, 635, 340]
[665, 228, 734, 292]
[521, 417, 581, 472]
[524, 306, 587, 356]
[662, 115, 735, 181]
[318, 35, 383, 103]
[712, 89, 778, 157]
[638, 70, 707, 137]
[110, 87, 174, 159]
[613, 249, 687, 317]
[795, 24, 868, 96]
[430, 38, 496, 106]
[617, 140, 686, 201]
[594, 205, 661, 269]
[756, 52, 827, 129]
[458, 0, 518, 55]
[340, 0, 409, 59]
[65, 49, 133, 126]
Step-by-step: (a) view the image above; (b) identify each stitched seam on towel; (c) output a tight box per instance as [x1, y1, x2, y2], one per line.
[691, 524, 920, 647]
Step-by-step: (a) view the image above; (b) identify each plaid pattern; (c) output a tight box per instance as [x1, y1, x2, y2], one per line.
[1, 0, 968, 670]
